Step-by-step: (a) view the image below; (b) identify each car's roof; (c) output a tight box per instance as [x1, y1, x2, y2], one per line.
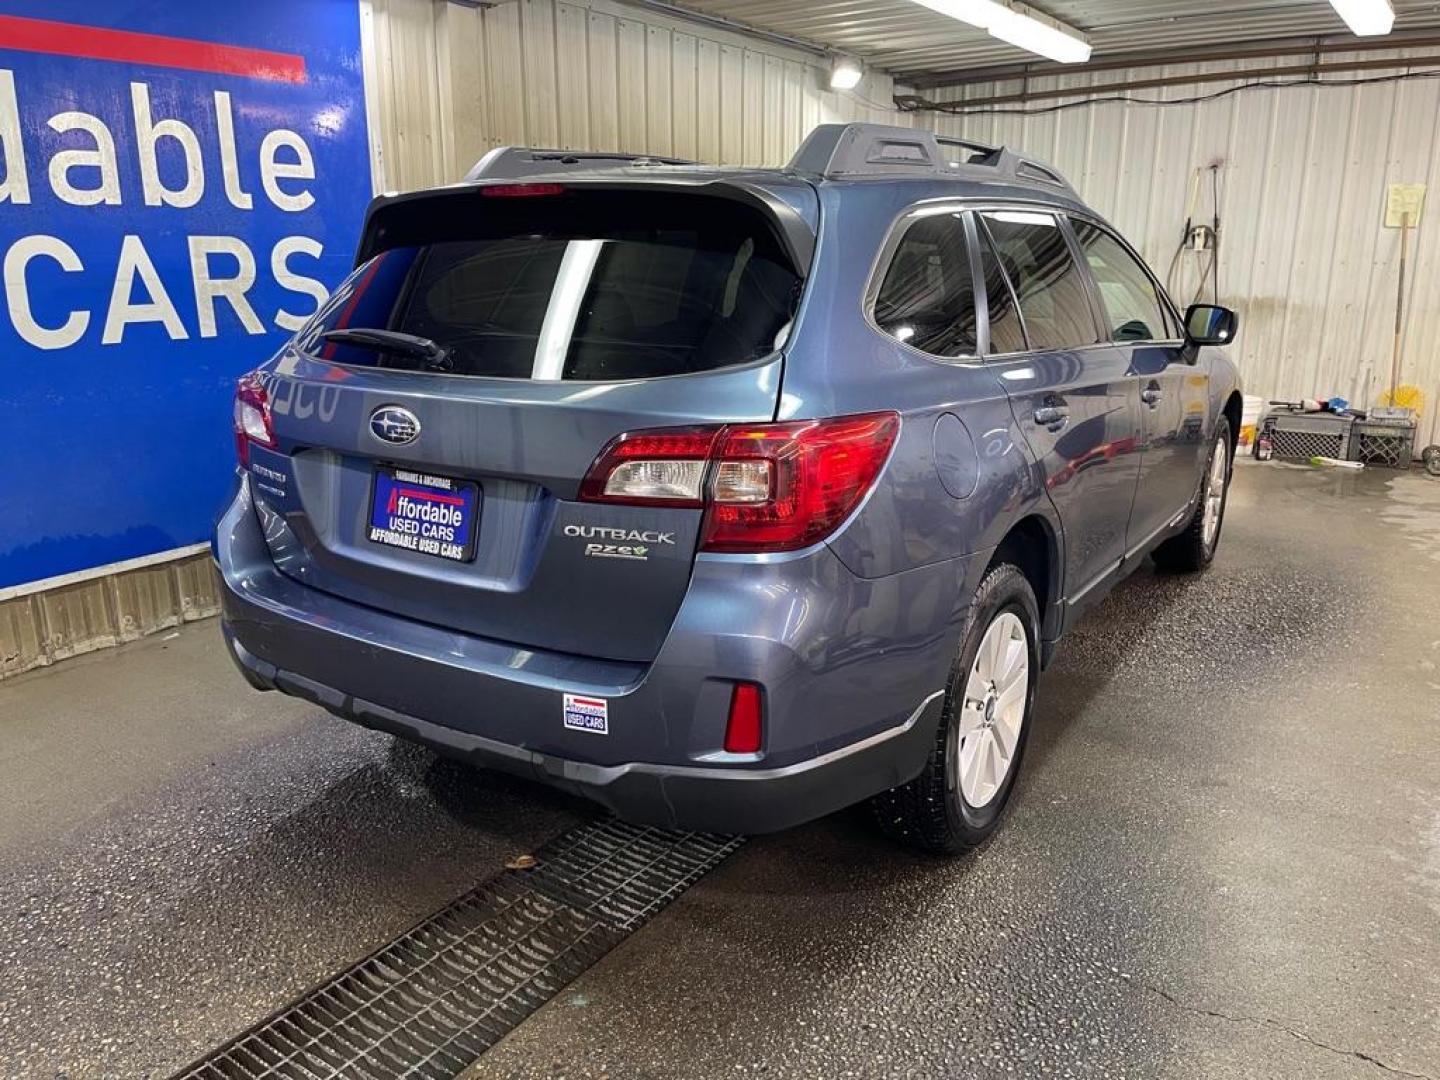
[356, 125, 1090, 272]
[450, 123, 1085, 208]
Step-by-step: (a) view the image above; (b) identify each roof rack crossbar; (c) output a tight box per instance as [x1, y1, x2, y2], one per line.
[464, 146, 696, 181]
[785, 122, 1076, 195]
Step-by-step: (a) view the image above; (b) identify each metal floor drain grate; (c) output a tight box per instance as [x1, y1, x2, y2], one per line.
[173, 819, 742, 1080]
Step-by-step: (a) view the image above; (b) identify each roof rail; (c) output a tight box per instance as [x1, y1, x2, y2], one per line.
[785, 122, 1076, 195]
[464, 145, 695, 181]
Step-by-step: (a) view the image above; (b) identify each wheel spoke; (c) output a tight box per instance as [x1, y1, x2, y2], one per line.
[961, 733, 986, 797]
[958, 698, 985, 738]
[983, 732, 1002, 790]
[976, 732, 994, 794]
[998, 633, 1024, 686]
[992, 703, 1021, 758]
[979, 625, 997, 680]
[995, 677, 1026, 719]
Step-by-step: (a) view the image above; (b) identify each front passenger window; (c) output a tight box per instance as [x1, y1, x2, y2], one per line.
[1070, 220, 1171, 343]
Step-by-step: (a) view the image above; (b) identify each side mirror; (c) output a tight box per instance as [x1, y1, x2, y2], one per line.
[1184, 303, 1238, 347]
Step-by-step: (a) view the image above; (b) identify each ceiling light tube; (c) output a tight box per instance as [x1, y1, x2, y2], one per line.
[1329, 0, 1395, 36]
[909, 0, 1092, 64]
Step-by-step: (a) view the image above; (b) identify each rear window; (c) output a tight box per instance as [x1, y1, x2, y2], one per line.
[298, 190, 802, 381]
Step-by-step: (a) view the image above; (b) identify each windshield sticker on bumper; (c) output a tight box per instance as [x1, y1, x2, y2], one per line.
[563, 694, 609, 735]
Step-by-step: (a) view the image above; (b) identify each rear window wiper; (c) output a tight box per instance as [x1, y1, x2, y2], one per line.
[319, 328, 454, 372]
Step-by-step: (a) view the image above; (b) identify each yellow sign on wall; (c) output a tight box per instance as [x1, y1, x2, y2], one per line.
[1385, 183, 1426, 228]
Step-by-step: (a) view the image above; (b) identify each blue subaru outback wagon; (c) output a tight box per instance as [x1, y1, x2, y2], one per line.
[217, 123, 1241, 853]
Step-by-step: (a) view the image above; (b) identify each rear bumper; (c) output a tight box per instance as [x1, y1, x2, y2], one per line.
[216, 477, 972, 833]
[225, 627, 941, 833]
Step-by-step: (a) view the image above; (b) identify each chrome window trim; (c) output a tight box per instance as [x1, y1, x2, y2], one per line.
[862, 196, 1098, 368]
[862, 196, 1183, 367]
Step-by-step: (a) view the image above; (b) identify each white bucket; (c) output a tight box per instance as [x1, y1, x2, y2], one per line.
[1238, 394, 1265, 448]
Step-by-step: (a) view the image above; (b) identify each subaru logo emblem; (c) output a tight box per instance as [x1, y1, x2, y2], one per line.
[370, 406, 421, 446]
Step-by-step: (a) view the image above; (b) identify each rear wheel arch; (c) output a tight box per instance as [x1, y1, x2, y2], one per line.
[990, 514, 1060, 644]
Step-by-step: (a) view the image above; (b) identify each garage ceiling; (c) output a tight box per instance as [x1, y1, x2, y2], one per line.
[664, 0, 1440, 83]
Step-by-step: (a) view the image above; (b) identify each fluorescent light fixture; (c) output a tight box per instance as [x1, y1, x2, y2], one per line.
[909, 0, 1092, 64]
[1329, 0, 1395, 36]
[829, 56, 864, 90]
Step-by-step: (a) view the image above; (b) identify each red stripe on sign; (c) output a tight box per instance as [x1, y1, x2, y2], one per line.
[570, 697, 606, 708]
[0, 15, 306, 83]
[396, 487, 465, 506]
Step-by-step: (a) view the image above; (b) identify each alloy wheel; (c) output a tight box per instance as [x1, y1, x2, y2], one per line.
[1202, 435, 1228, 550]
[956, 612, 1029, 808]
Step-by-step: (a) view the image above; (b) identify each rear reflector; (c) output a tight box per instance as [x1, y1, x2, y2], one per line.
[724, 682, 764, 754]
[579, 412, 899, 553]
[232, 373, 275, 467]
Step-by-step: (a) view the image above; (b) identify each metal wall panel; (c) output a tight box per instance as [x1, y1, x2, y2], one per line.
[917, 51, 1440, 450]
[363, 0, 907, 192]
[363, 2, 1440, 453]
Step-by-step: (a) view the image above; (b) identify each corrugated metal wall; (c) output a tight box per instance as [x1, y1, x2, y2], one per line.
[361, 0, 907, 193]
[360, 6, 1440, 453]
[914, 51, 1440, 449]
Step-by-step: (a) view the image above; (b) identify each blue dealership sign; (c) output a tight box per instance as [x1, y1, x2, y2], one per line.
[0, 1, 372, 587]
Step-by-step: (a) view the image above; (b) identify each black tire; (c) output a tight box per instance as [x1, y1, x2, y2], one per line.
[1152, 417, 1232, 573]
[872, 563, 1040, 856]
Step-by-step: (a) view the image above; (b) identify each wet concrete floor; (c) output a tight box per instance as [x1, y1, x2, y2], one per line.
[3, 461, 1438, 1079]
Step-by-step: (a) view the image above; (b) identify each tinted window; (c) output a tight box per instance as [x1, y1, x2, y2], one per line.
[980, 212, 1098, 351]
[873, 212, 978, 358]
[977, 230, 1026, 354]
[297, 192, 800, 381]
[1070, 220, 1171, 342]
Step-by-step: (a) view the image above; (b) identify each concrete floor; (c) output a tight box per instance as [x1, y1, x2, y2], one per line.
[3, 461, 1438, 1079]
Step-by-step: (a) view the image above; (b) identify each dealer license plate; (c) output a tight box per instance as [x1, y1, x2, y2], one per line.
[367, 467, 480, 563]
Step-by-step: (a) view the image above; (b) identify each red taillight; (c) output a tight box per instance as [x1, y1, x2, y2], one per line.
[233, 373, 275, 467]
[724, 682, 764, 754]
[703, 414, 899, 553]
[480, 183, 565, 198]
[578, 412, 899, 553]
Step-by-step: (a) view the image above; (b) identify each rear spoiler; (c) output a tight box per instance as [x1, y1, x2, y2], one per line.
[353, 176, 817, 273]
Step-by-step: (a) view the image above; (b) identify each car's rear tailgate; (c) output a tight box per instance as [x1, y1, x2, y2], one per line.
[247, 351, 784, 663]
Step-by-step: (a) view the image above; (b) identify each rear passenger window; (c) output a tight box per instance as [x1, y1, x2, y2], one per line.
[1070, 220, 1172, 342]
[873, 212, 978, 358]
[980, 212, 1098, 351]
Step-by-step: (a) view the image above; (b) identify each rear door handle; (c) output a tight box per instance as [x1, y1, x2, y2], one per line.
[1033, 404, 1070, 428]
[1141, 386, 1164, 406]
